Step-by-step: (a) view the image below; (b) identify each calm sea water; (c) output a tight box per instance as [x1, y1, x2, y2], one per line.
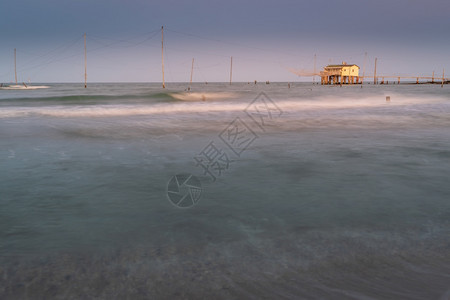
[1, 82, 449, 299]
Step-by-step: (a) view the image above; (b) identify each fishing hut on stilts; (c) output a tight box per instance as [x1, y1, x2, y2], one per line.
[320, 62, 360, 85]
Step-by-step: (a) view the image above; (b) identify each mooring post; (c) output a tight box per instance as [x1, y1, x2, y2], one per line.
[161, 26, 165, 89]
[229, 56, 233, 85]
[373, 57, 377, 85]
[83, 34, 87, 88]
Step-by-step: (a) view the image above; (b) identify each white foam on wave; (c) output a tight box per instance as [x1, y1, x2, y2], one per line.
[169, 92, 236, 101]
[279, 93, 446, 111]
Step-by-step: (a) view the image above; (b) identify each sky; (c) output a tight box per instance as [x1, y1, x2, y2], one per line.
[0, 0, 449, 83]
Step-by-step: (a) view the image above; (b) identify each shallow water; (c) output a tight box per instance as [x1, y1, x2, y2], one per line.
[1, 82, 449, 299]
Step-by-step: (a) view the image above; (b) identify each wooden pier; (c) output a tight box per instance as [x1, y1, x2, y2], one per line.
[290, 61, 448, 86]
[318, 63, 448, 86]
[357, 75, 449, 85]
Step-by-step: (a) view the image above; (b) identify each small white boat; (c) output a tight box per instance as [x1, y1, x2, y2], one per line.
[0, 83, 49, 90]
[0, 49, 49, 90]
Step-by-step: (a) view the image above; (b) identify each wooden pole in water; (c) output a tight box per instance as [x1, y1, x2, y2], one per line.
[161, 26, 165, 89]
[432, 71, 435, 83]
[229, 56, 233, 85]
[189, 58, 194, 91]
[362, 52, 367, 85]
[14, 48, 17, 84]
[442, 68, 445, 88]
[373, 57, 377, 85]
[313, 54, 316, 84]
[84, 33, 87, 88]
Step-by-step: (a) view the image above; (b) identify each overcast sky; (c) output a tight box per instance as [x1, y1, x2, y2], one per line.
[1, 0, 449, 83]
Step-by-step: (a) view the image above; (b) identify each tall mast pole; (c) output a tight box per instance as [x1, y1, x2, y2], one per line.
[362, 52, 367, 83]
[14, 48, 17, 84]
[313, 54, 316, 83]
[161, 26, 165, 89]
[229, 56, 233, 85]
[84, 33, 87, 88]
[373, 57, 377, 85]
[189, 58, 194, 91]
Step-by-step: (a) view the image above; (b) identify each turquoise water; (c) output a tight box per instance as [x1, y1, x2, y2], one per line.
[1, 83, 449, 299]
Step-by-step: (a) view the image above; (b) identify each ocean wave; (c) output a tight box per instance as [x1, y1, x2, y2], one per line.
[169, 92, 236, 101]
[0, 93, 447, 119]
[0, 92, 177, 103]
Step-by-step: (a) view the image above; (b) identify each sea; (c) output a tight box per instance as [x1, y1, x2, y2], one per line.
[0, 82, 449, 299]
